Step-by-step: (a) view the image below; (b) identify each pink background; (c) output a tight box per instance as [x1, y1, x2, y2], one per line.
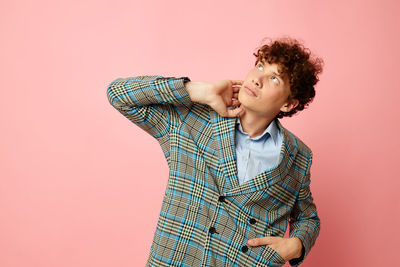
[1, 0, 399, 266]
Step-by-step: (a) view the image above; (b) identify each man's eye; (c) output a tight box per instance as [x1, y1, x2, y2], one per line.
[271, 76, 279, 83]
[257, 64, 263, 70]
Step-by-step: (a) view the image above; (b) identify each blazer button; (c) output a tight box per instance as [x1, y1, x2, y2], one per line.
[209, 227, 216, 234]
[249, 218, 257, 224]
[218, 196, 226, 202]
[241, 245, 248, 253]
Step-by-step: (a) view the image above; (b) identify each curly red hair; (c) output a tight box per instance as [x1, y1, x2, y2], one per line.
[253, 37, 324, 118]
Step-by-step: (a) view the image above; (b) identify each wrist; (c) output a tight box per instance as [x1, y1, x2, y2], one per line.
[289, 237, 303, 259]
[185, 81, 212, 104]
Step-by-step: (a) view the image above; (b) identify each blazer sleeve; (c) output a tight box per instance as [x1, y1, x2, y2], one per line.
[288, 152, 320, 266]
[106, 75, 194, 161]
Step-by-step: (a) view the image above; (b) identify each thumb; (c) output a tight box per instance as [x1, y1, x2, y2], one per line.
[211, 99, 229, 117]
[226, 106, 244, 118]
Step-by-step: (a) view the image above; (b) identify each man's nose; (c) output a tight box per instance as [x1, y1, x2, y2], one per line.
[252, 76, 262, 88]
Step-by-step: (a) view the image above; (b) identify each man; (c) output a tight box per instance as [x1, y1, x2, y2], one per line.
[107, 37, 323, 266]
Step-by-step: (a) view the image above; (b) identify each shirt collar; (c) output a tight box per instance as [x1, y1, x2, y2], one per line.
[235, 117, 279, 145]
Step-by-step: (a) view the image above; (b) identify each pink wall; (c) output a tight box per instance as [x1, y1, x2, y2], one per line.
[1, 0, 399, 266]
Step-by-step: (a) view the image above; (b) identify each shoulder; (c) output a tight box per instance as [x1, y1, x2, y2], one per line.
[279, 121, 313, 158]
[187, 102, 212, 121]
[178, 102, 213, 134]
[292, 131, 313, 157]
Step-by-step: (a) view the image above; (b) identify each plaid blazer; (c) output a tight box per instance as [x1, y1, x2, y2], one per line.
[107, 75, 320, 267]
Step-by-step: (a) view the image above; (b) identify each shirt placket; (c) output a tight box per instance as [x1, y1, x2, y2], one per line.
[242, 138, 251, 184]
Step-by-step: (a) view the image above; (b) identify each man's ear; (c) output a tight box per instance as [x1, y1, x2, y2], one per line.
[280, 99, 299, 113]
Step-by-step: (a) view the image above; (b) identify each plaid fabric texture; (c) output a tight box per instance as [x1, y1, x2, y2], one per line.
[107, 75, 320, 267]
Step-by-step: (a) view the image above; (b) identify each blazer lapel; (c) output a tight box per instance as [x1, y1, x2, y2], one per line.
[210, 110, 239, 194]
[210, 110, 298, 196]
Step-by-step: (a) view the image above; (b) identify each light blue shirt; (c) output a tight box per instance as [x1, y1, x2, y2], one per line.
[235, 118, 283, 185]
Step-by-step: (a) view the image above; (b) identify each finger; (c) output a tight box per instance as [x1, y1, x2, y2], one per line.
[247, 236, 277, 246]
[231, 99, 241, 106]
[232, 86, 242, 93]
[231, 80, 244, 85]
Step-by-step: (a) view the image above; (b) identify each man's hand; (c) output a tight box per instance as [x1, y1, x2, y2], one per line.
[185, 79, 244, 117]
[247, 236, 303, 262]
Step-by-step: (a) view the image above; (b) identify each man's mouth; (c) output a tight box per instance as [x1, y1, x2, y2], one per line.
[244, 86, 257, 97]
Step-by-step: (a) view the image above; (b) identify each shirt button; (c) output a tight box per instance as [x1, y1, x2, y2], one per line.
[241, 245, 249, 253]
[209, 227, 217, 234]
[249, 218, 257, 224]
[245, 139, 250, 144]
[218, 196, 226, 202]
[242, 156, 247, 161]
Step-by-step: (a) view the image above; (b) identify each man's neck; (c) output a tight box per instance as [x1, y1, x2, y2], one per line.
[238, 111, 277, 138]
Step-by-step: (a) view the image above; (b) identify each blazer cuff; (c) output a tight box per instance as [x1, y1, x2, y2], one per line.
[152, 76, 192, 106]
[288, 227, 313, 266]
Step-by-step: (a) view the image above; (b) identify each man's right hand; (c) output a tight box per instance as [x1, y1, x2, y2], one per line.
[185, 80, 244, 117]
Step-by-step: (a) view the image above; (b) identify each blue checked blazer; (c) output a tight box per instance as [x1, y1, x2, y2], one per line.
[106, 75, 320, 267]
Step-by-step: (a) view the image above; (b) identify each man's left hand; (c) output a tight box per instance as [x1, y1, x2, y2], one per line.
[247, 236, 303, 262]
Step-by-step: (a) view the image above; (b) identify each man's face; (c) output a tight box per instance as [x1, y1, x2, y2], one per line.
[238, 60, 297, 118]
